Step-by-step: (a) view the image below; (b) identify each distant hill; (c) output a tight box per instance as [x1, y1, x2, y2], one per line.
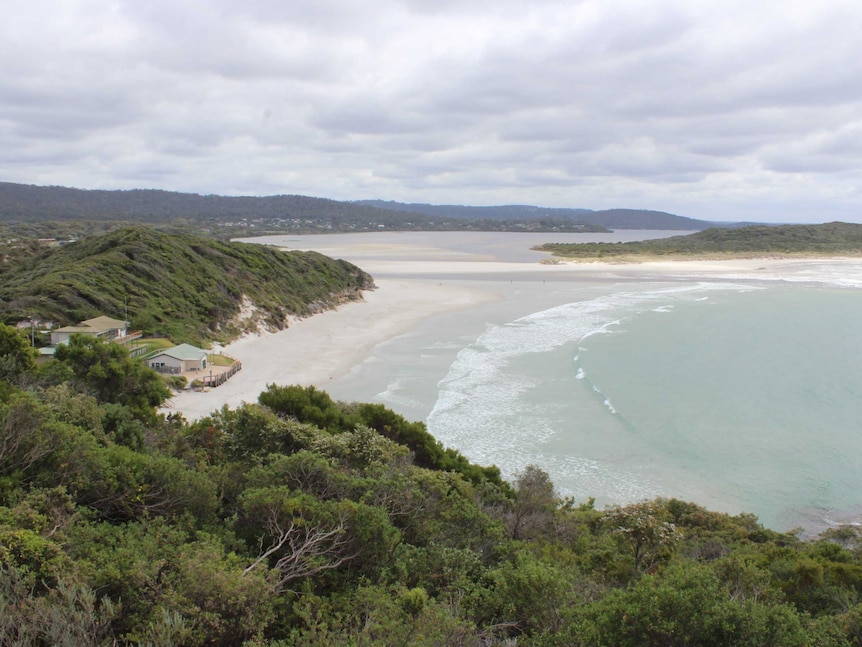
[356, 200, 711, 230]
[0, 182, 721, 237]
[0, 182, 606, 235]
[0, 182, 436, 234]
[538, 222, 862, 260]
[0, 226, 374, 344]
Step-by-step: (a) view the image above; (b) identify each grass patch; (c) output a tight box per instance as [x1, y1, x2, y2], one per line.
[128, 337, 175, 355]
[209, 353, 236, 367]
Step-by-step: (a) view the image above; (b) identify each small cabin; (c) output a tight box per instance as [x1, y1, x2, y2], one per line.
[147, 344, 208, 374]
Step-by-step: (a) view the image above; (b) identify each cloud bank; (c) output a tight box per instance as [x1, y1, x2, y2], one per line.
[1, 0, 860, 222]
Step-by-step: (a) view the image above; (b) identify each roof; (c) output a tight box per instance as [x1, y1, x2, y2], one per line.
[151, 343, 208, 361]
[54, 315, 128, 334]
[53, 325, 93, 334]
[80, 316, 128, 331]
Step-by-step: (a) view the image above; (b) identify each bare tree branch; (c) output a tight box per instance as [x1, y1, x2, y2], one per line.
[243, 509, 360, 591]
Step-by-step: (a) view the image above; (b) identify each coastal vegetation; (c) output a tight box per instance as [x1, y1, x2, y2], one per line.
[2, 325, 862, 645]
[537, 221, 862, 261]
[0, 226, 374, 345]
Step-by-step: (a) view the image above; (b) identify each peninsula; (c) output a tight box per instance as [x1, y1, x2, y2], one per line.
[537, 221, 862, 262]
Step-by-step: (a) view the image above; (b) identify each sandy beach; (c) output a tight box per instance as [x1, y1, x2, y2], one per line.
[165, 278, 498, 419]
[164, 229, 859, 421]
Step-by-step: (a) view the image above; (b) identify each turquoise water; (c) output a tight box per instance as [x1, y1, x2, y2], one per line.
[427, 281, 862, 532]
[260, 231, 862, 533]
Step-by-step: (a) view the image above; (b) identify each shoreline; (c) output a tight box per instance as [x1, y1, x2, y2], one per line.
[164, 277, 500, 420]
[164, 253, 857, 421]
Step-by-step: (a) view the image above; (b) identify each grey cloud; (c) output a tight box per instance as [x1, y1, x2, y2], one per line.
[1, 0, 861, 221]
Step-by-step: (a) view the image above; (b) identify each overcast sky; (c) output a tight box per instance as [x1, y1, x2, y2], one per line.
[2, 0, 861, 222]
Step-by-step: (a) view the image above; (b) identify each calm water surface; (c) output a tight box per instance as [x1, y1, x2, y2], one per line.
[427, 282, 862, 532]
[249, 231, 862, 532]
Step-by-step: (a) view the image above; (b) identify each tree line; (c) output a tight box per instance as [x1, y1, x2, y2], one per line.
[538, 222, 862, 260]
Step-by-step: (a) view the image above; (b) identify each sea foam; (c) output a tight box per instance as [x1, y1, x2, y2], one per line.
[427, 281, 756, 485]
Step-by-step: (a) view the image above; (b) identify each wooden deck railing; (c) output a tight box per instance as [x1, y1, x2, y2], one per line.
[116, 330, 143, 344]
[201, 361, 242, 388]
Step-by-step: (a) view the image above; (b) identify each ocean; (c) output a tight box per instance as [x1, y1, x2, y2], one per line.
[257, 232, 862, 533]
[425, 280, 862, 532]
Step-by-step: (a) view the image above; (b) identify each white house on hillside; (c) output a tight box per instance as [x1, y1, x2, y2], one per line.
[50, 316, 134, 345]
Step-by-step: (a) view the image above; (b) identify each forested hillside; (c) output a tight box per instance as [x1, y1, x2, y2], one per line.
[538, 221, 862, 260]
[0, 182, 608, 236]
[2, 328, 862, 646]
[358, 200, 711, 230]
[0, 227, 374, 344]
[0, 182, 426, 231]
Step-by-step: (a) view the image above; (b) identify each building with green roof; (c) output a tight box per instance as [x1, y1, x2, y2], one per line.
[147, 343, 208, 374]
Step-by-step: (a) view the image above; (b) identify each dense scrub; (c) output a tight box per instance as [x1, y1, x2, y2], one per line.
[0, 226, 374, 344]
[2, 325, 862, 645]
[539, 221, 862, 260]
